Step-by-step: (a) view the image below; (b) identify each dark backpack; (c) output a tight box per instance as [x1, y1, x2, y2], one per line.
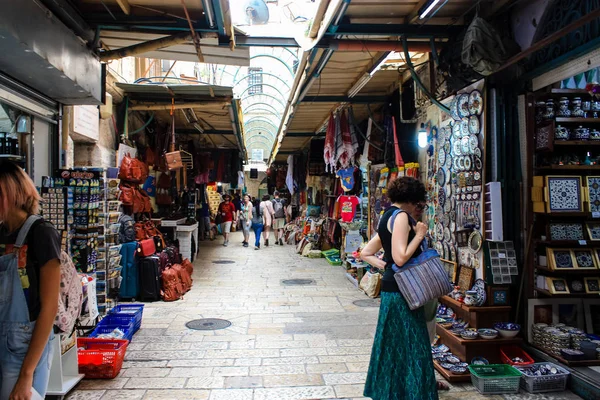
[273, 198, 285, 218]
[118, 214, 136, 243]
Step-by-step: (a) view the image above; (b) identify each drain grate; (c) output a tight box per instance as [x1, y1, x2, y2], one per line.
[212, 260, 235, 264]
[281, 279, 316, 286]
[353, 299, 381, 307]
[185, 318, 232, 330]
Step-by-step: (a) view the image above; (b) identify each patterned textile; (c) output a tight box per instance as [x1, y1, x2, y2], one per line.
[324, 113, 336, 172]
[364, 291, 438, 400]
[336, 111, 354, 168]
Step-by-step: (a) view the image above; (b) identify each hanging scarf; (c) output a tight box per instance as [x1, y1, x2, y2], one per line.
[336, 110, 353, 169]
[323, 113, 336, 172]
[347, 107, 360, 163]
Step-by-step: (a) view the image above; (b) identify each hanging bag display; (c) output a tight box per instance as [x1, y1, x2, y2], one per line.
[137, 238, 156, 257]
[163, 100, 183, 171]
[389, 209, 453, 310]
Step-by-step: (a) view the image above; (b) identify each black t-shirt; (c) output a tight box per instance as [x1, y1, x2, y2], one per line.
[0, 220, 61, 321]
[378, 207, 422, 293]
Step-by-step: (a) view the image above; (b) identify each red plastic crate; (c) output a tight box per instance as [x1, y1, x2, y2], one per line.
[500, 346, 534, 366]
[77, 338, 129, 379]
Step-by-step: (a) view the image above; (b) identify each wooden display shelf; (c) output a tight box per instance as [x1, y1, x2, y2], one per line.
[535, 288, 600, 297]
[439, 296, 511, 330]
[551, 88, 590, 95]
[436, 324, 522, 364]
[531, 345, 600, 367]
[554, 140, 600, 146]
[534, 164, 600, 170]
[536, 265, 600, 274]
[433, 360, 471, 383]
[535, 240, 600, 246]
[555, 117, 600, 123]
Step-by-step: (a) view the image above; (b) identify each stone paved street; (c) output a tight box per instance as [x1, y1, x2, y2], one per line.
[68, 232, 583, 400]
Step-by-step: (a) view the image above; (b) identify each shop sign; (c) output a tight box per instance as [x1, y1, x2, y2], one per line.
[71, 105, 99, 143]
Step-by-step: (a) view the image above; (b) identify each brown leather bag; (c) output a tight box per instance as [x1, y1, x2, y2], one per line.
[119, 154, 149, 183]
[160, 266, 183, 302]
[172, 263, 192, 292]
[182, 259, 193, 277]
[135, 222, 148, 241]
[165, 151, 183, 171]
[119, 183, 134, 206]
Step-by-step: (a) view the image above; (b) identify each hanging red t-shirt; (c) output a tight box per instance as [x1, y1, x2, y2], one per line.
[338, 195, 360, 223]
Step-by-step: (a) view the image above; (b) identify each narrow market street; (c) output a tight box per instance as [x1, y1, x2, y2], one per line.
[66, 233, 583, 400]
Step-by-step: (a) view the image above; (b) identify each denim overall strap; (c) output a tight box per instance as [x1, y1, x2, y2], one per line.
[15, 215, 42, 248]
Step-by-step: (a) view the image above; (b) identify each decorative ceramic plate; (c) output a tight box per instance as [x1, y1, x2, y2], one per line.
[435, 241, 444, 256]
[444, 200, 452, 214]
[438, 147, 446, 166]
[467, 193, 473, 200]
[547, 176, 583, 213]
[474, 171, 481, 182]
[469, 135, 479, 153]
[444, 227, 451, 242]
[458, 156, 465, 170]
[439, 188, 446, 208]
[475, 157, 483, 171]
[473, 192, 479, 200]
[587, 177, 600, 212]
[473, 278, 486, 306]
[453, 141, 462, 156]
[465, 156, 472, 171]
[445, 154, 452, 170]
[474, 147, 482, 158]
[446, 167, 452, 185]
[453, 122, 462, 139]
[461, 117, 470, 136]
[574, 250, 595, 268]
[450, 245, 457, 261]
[555, 251, 573, 268]
[442, 214, 449, 227]
[469, 90, 483, 115]
[458, 94, 470, 118]
[444, 140, 451, 154]
[440, 362, 455, 370]
[450, 366, 468, 374]
[468, 230, 483, 254]
[436, 223, 444, 241]
[461, 137, 470, 154]
[450, 98, 460, 121]
[469, 115, 480, 134]
[437, 168, 445, 186]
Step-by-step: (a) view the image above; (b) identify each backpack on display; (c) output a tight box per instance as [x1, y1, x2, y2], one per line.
[15, 216, 82, 333]
[273, 199, 285, 218]
[118, 214, 136, 243]
[462, 16, 508, 76]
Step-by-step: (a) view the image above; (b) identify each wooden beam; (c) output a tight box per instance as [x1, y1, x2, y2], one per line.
[99, 33, 191, 61]
[129, 102, 229, 111]
[115, 0, 131, 15]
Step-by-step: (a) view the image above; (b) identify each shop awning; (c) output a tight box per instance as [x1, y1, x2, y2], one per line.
[116, 83, 246, 156]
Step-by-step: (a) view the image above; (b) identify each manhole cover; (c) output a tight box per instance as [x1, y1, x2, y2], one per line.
[353, 299, 380, 307]
[212, 260, 235, 264]
[281, 279, 316, 286]
[186, 319, 232, 330]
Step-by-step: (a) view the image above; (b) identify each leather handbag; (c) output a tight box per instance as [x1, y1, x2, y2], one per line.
[135, 222, 149, 241]
[165, 151, 183, 171]
[389, 209, 453, 310]
[119, 184, 134, 206]
[119, 154, 148, 183]
[137, 238, 156, 257]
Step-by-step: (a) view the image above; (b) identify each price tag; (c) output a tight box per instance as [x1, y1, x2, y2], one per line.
[593, 212, 600, 219]
[498, 253, 506, 259]
[579, 240, 588, 245]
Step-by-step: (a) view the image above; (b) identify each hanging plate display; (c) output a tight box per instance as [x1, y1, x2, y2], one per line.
[469, 135, 479, 153]
[453, 141, 462, 156]
[438, 147, 446, 166]
[474, 147, 482, 158]
[445, 154, 452, 170]
[437, 168, 445, 186]
[460, 117, 470, 136]
[475, 157, 483, 171]
[450, 220, 456, 233]
[444, 200, 452, 213]
[458, 94, 470, 118]
[461, 137, 470, 154]
[453, 122, 462, 139]
[444, 227, 452, 243]
[469, 115, 480, 135]
[469, 90, 483, 115]
[468, 230, 483, 254]
[458, 156, 465, 171]
[450, 97, 460, 121]
[436, 222, 444, 240]
[446, 167, 452, 185]
[435, 241, 444, 256]
[439, 188, 446, 208]
[465, 156, 472, 171]
[444, 140, 451, 154]
[474, 171, 481, 182]
[450, 246, 457, 262]
[442, 213, 449, 227]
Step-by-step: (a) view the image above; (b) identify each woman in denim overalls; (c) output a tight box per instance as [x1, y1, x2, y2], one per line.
[0, 162, 60, 400]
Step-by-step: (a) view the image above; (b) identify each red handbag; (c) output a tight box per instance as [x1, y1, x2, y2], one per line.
[137, 238, 156, 257]
[119, 184, 134, 206]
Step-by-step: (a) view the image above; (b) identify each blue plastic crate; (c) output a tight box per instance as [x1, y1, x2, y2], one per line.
[99, 314, 135, 331]
[109, 304, 144, 332]
[89, 324, 134, 342]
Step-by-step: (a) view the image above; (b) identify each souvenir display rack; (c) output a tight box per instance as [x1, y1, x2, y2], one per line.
[526, 83, 600, 366]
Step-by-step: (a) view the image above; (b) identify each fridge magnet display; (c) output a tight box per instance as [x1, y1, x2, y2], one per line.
[583, 300, 600, 334]
[488, 286, 510, 306]
[547, 248, 575, 270]
[549, 222, 584, 241]
[584, 277, 600, 294]
[545, 176, 583, 213]
[587, 176, 600, 213]
[546, 277, 570, 294]
[586, 222, 600, 241]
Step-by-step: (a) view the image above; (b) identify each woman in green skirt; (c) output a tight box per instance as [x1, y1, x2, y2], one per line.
[360, 177, 438, 400]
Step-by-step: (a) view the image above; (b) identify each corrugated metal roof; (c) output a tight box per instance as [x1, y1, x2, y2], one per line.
[116, 82, 234, 99]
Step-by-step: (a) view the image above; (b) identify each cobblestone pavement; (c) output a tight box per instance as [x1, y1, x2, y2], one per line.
[68, 232, 583, 400]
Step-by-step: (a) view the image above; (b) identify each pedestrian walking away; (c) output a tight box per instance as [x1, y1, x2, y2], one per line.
[259, 194, 275, 247]
[218, 194, 237, 246]
[272, 191, 287, 245]
[0, 161, 62, 400]
[251, 199, 264, 250]
[238, 194, 253, 247]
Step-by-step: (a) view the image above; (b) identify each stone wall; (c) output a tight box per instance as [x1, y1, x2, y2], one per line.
[244, 170, 267, 197]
